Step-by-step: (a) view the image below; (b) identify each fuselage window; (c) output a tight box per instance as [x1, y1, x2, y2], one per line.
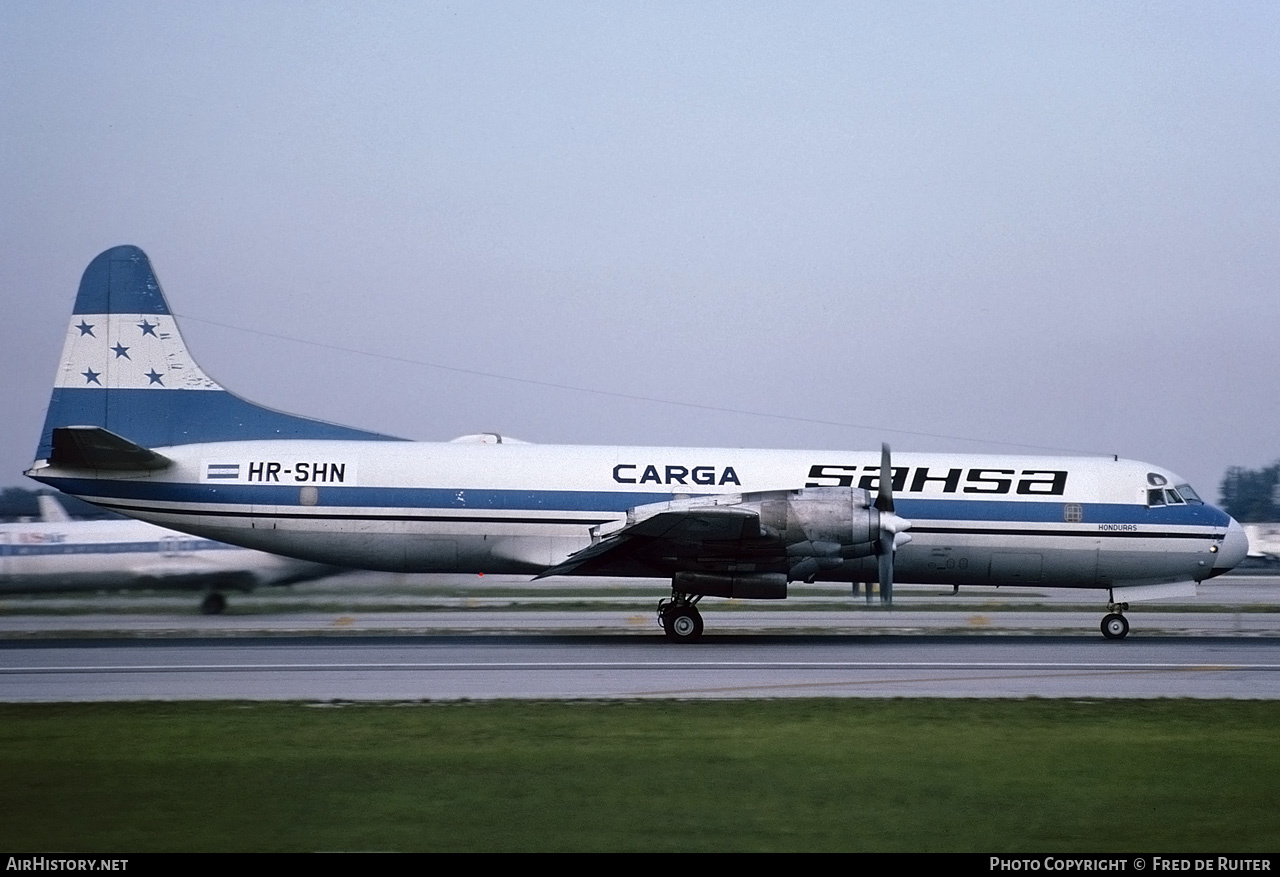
[1147, 488, 1166, 507]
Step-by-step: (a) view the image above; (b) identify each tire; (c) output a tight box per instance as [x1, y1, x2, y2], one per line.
[659, 606, 674, 636]
[1100, 613, 1129, 640]
[201, 592, 227, 615]
[665, 606, 704, 642]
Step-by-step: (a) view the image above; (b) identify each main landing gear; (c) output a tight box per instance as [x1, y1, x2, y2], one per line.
[658, 593, 704, 643]
[201, 591, 227, 615]
[1101, 601, 1130, 640]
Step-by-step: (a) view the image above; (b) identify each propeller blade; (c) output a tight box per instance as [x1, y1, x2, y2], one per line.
[875, 444, 897, 605]
[878, 532, 894, 605]
[874, 443, 894, 513]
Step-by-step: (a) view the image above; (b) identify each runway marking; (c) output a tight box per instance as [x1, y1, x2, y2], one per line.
[632, 668, 1212, 697]
[6, 661, 1280, 674]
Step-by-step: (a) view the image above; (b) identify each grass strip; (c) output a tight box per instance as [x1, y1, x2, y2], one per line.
[1, 699, 1277, 852]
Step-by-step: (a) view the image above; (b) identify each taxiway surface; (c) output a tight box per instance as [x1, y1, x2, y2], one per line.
[5, 635, 1280, 701]
[3, 573, 1278, 701]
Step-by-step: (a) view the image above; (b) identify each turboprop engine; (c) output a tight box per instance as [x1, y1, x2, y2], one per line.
[665, 487, 889, 599]
[621, 446, 913, 604]
[581, 445, 911, 606]
[754, 486, 885, 582]
[618, 481, 910, 596]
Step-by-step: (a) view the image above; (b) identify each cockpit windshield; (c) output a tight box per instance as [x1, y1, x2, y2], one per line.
[1148, 471, 1206, 507]
[1175, 483, 1204, 505]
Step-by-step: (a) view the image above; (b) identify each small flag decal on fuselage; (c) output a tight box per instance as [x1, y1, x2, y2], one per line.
[206, 463, 240, 480]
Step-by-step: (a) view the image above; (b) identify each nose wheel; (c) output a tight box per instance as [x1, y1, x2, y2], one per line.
[658, 595, 704, 642]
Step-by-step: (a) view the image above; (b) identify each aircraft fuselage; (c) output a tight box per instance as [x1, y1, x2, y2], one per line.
[32, 439, 1234, 592]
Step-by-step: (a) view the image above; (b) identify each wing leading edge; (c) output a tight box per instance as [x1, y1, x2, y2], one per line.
[538, 497, 764, 578]
[538, 487, 889, 584]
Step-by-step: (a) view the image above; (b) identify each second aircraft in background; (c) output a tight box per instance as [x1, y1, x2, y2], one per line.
[0, 494, 338, 614]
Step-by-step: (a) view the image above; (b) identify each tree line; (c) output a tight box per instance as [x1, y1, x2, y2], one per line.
[1219, 462, 1280, 523]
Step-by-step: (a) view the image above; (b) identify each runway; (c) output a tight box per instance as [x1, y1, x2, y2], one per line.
[3, 573, 1279, 701]
[5, 635, 1280, 701]
[3, 608, 1280, 638]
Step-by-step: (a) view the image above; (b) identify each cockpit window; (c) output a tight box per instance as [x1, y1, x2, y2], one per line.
[1147, 489, 1166, 507]
[1165, 488, 1185, 505]
[1175, 483, 1204, 505]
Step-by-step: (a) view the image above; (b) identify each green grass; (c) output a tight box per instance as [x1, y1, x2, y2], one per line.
[1, 699, 1277, 852]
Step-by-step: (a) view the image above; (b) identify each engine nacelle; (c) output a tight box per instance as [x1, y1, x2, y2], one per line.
[756, 487, 880, 550]
[615, 487, 893, 588]
[673, 572, 787, 600]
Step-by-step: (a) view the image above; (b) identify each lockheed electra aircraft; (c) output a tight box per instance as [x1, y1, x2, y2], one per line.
[1, 495, 336, 614]
[25, 246, 1248, 640]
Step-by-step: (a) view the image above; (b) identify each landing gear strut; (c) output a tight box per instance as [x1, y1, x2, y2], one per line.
[1101, 601, 1130, 640]
[658, 593, 704, 642]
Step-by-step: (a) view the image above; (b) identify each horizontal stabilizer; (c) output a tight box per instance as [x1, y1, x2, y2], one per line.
[50, 426, 171, 471]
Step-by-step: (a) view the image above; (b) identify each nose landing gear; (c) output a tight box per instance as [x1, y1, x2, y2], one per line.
[1101, 601, 1130, 639]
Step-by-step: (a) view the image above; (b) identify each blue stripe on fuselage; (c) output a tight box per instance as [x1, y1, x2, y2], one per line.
[0, 540, 237, 558]
[895, 497, 1231, 528]
[30, 476, 1233, 529]
[34, 477, 670, 515]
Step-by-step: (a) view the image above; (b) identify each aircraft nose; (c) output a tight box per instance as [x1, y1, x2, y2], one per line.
[1211, 517, 1249, 575]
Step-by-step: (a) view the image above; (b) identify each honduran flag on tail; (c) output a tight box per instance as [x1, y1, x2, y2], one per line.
[35, 245, 404, 462]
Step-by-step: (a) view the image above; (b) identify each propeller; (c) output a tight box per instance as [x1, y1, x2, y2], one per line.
[870, 443, 912, 605]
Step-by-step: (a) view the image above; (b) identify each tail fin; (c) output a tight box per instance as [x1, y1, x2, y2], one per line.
[34, 245, 401, 462]
[36, 493, 71, 523]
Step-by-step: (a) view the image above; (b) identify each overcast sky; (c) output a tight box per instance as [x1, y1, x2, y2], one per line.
[2, 2, 1277, 500]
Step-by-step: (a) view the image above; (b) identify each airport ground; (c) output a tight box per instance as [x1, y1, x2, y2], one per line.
[3, 571, 1280, 701]
[2, 568, 1278, 638]
[5, 573, 1279, 852]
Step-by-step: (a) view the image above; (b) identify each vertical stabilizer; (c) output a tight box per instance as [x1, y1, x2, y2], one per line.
[36, 494, 72, 523]
[35, 246, 401, 461]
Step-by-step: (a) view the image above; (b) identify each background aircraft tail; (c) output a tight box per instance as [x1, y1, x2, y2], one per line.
[34, 245, 401, 462]
[36, 493, 72, 523]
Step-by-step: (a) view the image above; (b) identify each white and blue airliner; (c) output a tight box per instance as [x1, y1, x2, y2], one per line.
[25, 246, 1248, 640]
[1, 494, 336, 613]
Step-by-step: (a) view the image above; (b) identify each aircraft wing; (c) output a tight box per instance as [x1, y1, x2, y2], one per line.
[537, 501, 766, 578]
